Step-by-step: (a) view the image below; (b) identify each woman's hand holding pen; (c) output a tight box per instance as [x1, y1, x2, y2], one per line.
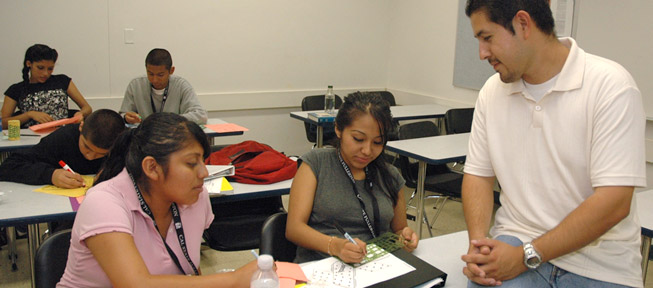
[399, 226, 419, 252]
[335, 237, 367, 263]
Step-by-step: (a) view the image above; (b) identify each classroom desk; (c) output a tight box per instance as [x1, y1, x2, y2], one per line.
[210, 179, 292, 203]
[0, 129, 46, 163]
[0, 118, 241, 156]
[0, 179, 291, 288]
[637, 189, 653, 283]
[290, 103, 453, 148]
[203, 118, 246, 144]
[414, 230, 468, 287]
[385, 133, 469, 238]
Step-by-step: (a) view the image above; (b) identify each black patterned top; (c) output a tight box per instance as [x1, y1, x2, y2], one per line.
[5, 74, 71, 127]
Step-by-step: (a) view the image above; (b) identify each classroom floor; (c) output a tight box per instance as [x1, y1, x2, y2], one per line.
[1, 187, 652, 287]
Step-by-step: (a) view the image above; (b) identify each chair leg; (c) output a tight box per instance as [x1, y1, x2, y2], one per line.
[428, 196, 449, 230]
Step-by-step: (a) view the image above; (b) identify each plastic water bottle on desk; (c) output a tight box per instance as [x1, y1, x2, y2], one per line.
[250, 254, 279, 288]
[324, 85, 335, 115]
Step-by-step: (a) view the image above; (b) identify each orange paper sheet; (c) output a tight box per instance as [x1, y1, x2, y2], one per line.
[276, 261, 308, 282]
[205, 123, 249, 133]
[29, 114, 83, 132]
[279, 278, 296, 288]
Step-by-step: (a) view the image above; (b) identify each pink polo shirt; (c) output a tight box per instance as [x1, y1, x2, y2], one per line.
[57, 169, 214, 287]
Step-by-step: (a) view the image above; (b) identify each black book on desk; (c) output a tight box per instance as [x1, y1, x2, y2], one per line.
[368, 248, 447, 288]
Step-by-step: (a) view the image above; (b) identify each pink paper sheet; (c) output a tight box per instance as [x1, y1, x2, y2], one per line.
[29, 114, 83, 132]
[205, 123, 249, 133]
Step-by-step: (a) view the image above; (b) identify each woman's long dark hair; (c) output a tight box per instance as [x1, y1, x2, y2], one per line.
[95, 113, 210, 191]
[334, 91, 400, 206]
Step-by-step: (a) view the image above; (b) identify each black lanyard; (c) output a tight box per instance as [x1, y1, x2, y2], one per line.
[129, 173, 199, 276]
[336, 148, 380, 238]
[150, 85, 169, 113]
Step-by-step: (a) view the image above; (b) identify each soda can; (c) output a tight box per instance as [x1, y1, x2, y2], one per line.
[8, 120, 20, 141]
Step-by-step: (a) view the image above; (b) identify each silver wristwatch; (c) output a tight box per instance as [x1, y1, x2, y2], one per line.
[523, 242, 542, 269]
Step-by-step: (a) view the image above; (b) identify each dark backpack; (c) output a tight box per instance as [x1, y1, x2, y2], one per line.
[204, 140, 297, 184]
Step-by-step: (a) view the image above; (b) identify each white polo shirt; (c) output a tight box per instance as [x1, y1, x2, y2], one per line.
[464, 37, 646, 287]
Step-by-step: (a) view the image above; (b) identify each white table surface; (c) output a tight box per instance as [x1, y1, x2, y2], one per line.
[0, 118, 241, 153]
[386, 133, 469, 165]
[385, 133, 469, 238]
[0, 129, 46, 152]
[414, 231, 468, 287]
[290, 104, 454, 124]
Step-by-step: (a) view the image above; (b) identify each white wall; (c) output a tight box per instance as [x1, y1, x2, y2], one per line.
[2, 1, 652, 176]
[385, 0, 479, 107]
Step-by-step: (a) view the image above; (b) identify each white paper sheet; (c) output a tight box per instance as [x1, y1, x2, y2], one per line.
[300, 253, 415, 288]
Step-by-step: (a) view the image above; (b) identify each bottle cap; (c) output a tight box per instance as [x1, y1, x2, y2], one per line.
[257, 254, 274, 269]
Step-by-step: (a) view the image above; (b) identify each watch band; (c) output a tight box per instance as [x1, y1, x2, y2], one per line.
[523, 242, 542, 269]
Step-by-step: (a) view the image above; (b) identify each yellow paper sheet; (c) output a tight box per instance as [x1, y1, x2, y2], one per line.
[33, 175, 94, 197]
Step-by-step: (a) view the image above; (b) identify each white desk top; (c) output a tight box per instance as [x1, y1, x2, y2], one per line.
[386, 133, 469, 165]
[637, 189, 653, 237]
[211, 179, 292, 203]
[0, 178, 292, 226]
[414, 231, 469, 287]
[0, 118, 240, 153]
[290, 104, 454, 124]
[0, 129, 46, 152]
[0, 181, 75, 226]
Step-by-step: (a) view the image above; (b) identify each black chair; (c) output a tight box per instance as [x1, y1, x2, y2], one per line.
[301, 95, 343, 146]
[204, 198, 286, 251]
[398, 121, 463, 236]
[67, 109, 80, 118]
[35, 229, 71, 288]
[374, 91, 396, 106]
[444, 108, 474, 135]
[259, 212, 297, 262]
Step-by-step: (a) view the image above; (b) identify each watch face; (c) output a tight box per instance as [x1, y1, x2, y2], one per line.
[527, 257, 540, 266]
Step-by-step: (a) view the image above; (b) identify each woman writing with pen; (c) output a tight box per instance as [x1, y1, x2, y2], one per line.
[286, 92, 418, 264]
[57, 113, 256, 287]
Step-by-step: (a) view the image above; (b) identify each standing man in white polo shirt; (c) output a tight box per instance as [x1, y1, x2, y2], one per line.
[460, 0, 646, 287]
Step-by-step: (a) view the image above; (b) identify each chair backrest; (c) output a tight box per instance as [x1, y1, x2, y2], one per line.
[259, 212, 297, 262]
[204, 198, 285, 251]
[35, 229, 71, 288]
[301, 95, 343, 144]
[444, 108, 474, 134]
[372, 91, 396, 106]
[397, 121, 442, 186]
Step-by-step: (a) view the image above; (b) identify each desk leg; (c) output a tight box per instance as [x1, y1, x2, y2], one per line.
[416, 161, 427, 239]
[316, 126, 324, 148]
[7, 226, 17, 271]
[642, 235, 651, 284]
[28, 224, 40, 288]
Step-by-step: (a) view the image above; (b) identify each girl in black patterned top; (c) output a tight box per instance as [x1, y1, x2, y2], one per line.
[1, 44, 92, 128]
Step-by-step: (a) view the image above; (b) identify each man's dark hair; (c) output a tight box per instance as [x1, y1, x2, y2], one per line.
[465, 0, 556, 36]
[81, 109, 126, 149]
[145, 48, 173, 70]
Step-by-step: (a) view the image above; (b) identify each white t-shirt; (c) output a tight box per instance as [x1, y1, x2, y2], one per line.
[464, 37, 646, 287]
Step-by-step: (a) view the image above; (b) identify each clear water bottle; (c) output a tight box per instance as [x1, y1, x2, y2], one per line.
[250, 254, 279, 288]
[324, 85, 335, 115]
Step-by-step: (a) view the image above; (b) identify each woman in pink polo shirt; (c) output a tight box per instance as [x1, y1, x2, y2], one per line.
[57, 113, 256, 287]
